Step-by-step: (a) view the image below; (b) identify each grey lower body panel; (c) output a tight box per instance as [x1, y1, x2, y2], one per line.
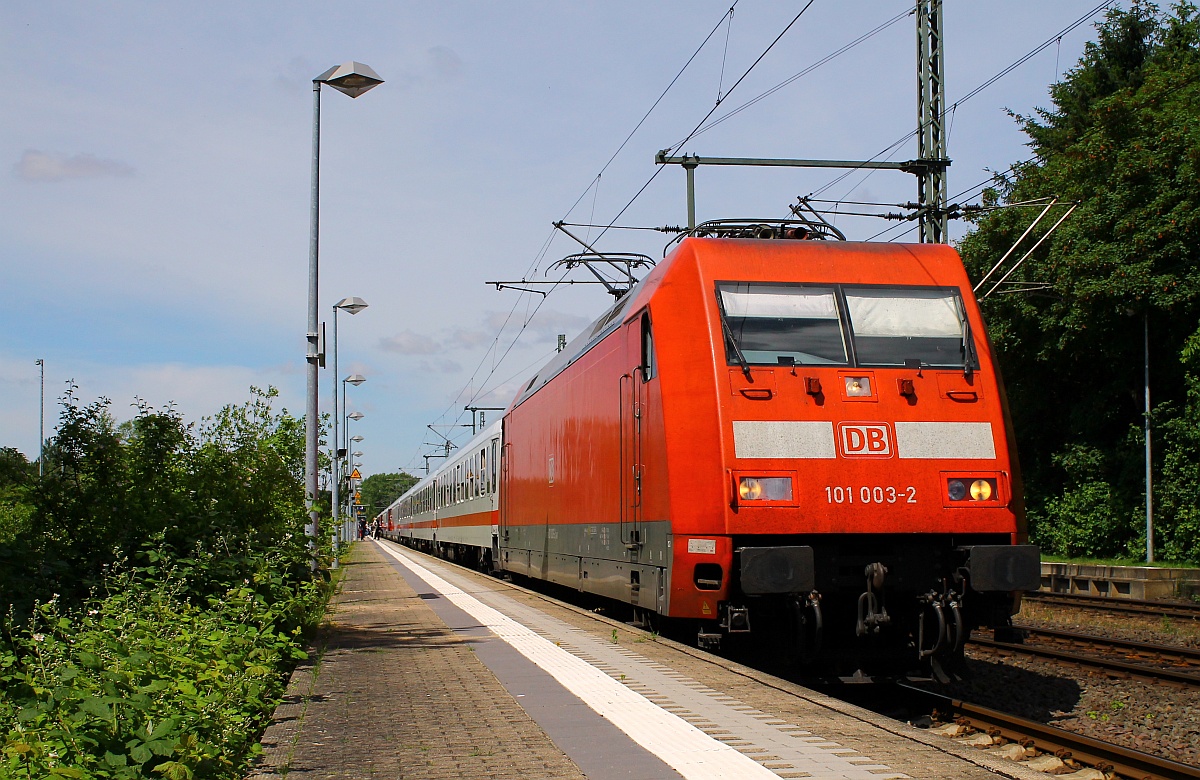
[500, 520, 672, 614]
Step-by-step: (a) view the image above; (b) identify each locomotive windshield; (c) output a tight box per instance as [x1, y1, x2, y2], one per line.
[717, 282, 977, 369]
[718, 284, 848, 365]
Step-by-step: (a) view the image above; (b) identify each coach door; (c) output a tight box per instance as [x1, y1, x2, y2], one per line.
[620, 311, 653, 550]
[499, 432, 511, 548]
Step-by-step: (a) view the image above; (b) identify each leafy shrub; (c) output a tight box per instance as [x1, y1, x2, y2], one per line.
[1, 538, 325, 780]
[0, 386, 331, 778]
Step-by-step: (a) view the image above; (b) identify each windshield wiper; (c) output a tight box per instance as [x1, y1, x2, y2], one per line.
[720, 316, 753, 380]
[960, 320, 974, 378]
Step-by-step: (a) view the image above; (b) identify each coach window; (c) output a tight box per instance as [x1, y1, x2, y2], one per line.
[640, 312, 655, 382]
[492, 440, 499, 491]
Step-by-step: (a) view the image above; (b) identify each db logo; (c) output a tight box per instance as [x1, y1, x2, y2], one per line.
[838, 423, 893, 458]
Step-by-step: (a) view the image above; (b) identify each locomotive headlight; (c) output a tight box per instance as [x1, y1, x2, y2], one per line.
[844, 376, 873, 397]
[737, 476, 793, 502]
[739, 478, 763, 501]
[970, 479, 994, 501]
[947, 476, 998, 502]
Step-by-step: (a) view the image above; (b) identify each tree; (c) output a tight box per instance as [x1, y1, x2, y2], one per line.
[959, 2, 1200, 561]
[359, 472, 420, 518]
[0, 448, 35, 545]
[0, 385, 307, 618]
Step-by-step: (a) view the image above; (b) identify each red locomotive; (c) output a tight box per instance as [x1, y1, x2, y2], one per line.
[382, 224, 1039, 678]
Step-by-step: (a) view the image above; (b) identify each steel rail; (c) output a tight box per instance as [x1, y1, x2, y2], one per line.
[970, 637, 1200, 689]
[1026, 591, 1200, 620]
[900, 684, 1200, 780]
[1014, 625, 1200, 666]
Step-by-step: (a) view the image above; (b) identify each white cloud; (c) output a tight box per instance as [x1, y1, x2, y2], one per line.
[418, 359, 462, 375]
[483, 308, 594, 345]
[473, 379, 524, 408]
[447, 328, 491, 349]
[426, 46, 463, 81]
[0, 355, 301, 460]
[14, 150, 134, 182]
[379, 331, 440, 355]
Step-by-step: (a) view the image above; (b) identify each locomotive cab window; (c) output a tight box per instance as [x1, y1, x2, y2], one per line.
[717, 283, 848, 366]
[844, 286, 977, 369]
[717, 282, 977, 370]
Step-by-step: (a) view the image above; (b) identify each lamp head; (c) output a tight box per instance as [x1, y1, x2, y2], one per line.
[345, 374, 367, 386]
[348, 412, 364, 421]
[315, 62, 384, 98]
[335, 296, 369, 315]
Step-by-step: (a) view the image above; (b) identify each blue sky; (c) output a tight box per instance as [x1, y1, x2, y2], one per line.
[2, 1, 1113, 478]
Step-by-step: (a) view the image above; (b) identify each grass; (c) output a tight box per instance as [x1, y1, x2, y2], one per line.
[1041, 554, 1200, 569]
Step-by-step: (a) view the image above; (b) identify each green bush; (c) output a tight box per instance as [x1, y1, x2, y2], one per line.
[0, 386, 331, 778]
[1, 539, 323, 780]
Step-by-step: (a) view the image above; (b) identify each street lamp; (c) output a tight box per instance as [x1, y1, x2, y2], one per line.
[330, 297, 368, 567]
[304, 62, 383, 562]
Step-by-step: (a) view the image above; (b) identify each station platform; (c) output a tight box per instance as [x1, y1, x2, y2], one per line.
[248, 539, 1048, 780]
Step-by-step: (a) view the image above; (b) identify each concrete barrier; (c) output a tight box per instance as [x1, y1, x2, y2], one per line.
[1041, 562, 1200, 600]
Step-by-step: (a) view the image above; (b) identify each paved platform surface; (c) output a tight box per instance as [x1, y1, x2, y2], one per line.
[248, 540, 1046, 780]
[247, 542, 587, 779]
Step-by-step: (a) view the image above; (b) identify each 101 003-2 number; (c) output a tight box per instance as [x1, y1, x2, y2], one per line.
[824, 485, 917, 504]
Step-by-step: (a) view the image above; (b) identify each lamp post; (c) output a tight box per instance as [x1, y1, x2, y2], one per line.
[350, 444, 362, 528]
[34, 359, 44, 477]
[330, 297, 368, 567]
[304, 62, 383, 563]
[1143, 313, 1154, 563]
[345, 406, 365, 540]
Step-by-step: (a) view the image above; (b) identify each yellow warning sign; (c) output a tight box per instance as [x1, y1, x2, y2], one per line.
[354, 492, 362, 501]
[350, 468, 361, 480]
[701, 601, 712, 615]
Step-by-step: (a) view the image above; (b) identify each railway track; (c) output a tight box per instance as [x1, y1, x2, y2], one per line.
[968, 626, 1200, 688]
[900, 684, 1200, 780]
[1025, 591, 1200, 620]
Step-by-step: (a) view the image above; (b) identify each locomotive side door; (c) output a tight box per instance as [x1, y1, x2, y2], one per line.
[620, 311, 652, 550]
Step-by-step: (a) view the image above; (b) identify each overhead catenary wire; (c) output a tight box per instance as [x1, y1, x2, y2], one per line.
[862, 160, 1027, 242]
[717, 5, 736, 102]
[569, 2, 742, 213]
[980, 202, 1078, 299]
[412, 2, 1118, 469]
[417, 2, 824, 469]
[862, 43, 1200, 245]
[973, 197, 1059, 292]
[592, 1, 820, 247]
[408, 4, 757, 469]
[689, 5, 915, 141]
[810, 0, 1116, 203]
